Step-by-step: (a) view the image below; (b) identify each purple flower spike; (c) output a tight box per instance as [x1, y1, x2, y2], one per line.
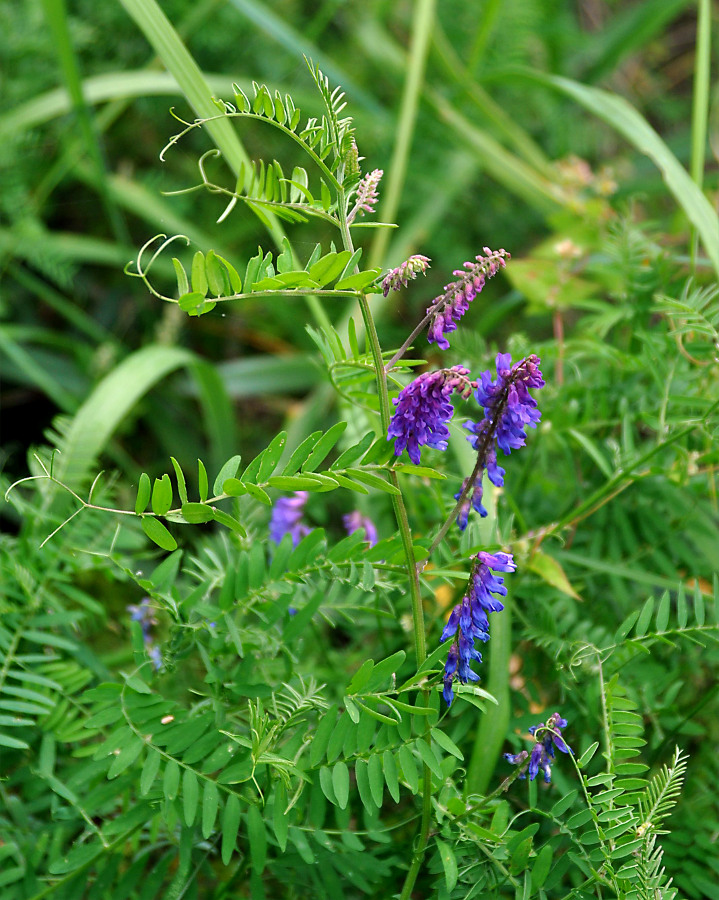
[441, 551, 513, 705]
[387, 366, 476, 465]
[343, 510, 378, 547]
[427, 248, 510, 350]
[469, 353, 544, 457]
[270, 491, 311, 546]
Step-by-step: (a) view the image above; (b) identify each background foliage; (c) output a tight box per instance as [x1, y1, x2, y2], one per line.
[2, 0, 719, 897]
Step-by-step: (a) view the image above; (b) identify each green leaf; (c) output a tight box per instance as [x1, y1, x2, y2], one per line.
[282, 431, 322, 476]
[634, 597, 654, 637]
[163, 759, 180, 800]
[344, 469, 400, 494]
[202, 780, 219, 839]
[170, 457, 189, 504]
[310, 704, 338, 767]
[397, 745, 419, 794]
[172, 257, 189, 296]
[382, 749, 400, 803]
[346, 659, 374, 695]
[301, 422, 348, 472]
[222, 477, 247, 497]
[431, 727, 464, 761]
[141, 517, 177, 551]
[332, 761, 350, 809]
[308, 250, 352, 286]
[266, 475, 326, 490]
[656, 591, 669, 632]
[151, 474, 173, 516]
[181, 502, 215, 524]
[415, 738, 443, 779]
[550, 790, 578, 817]
[135, 472, 151, 514]
[198, 459, 209, 502]
[191, 251, 208, 296]
[273, 781, 289, 852]
[436, 838, 458, 892]
[247, 804, 267, 874]
[183, 769, 199, 826]
[527, 551, 581, 599]
[334, 268, 382, 291]
[577, 742, 599, 768]
[258, 431, 287, 481]
[205, 250, 228, 296]
[331, 432, 376, 469]
[212, 509, 246, 536]
[141, 748, 161, 795]
[0, 733, 29, 750]
[367, 753, 384, 807]
[221, 794, 241, 864]
[531, 843, 554, 890]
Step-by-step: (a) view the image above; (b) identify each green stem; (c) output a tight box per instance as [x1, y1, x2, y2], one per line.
[690, 0, 711, 273]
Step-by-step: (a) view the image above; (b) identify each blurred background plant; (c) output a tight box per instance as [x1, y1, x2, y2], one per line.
[2, 1, 719, 898]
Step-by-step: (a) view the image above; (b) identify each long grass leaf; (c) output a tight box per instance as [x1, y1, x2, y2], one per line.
[523, 71, 719, 277]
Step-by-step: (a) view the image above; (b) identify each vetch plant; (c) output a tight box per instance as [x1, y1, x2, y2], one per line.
[3, 57, 707, 900]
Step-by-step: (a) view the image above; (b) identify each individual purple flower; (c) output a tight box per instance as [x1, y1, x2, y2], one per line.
[128, 598, 157, 641]
[505, 713, 572, 782]
[270, 492, 310, 546]
[441, 551, 514, 705]
[347, 168, 383, 223]
[454, 474, 488, 529]
[387, 366, 476, 465]
[343, 510, 378, 546]
[381, 255, 431, 297]
[127, 598, 162, 671]
[468, 353, 544, 456]
[426, 248, 510, 350]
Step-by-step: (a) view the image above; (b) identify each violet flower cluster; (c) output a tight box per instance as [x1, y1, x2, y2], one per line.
[504, 712, 571, 783]
[387, 366, 476, 466]
[427, 248, 510, 350]
[269, 491, 310, 546]
[343, 510, 378, 546]
[455, 353, 543, 532]
[128, 597, 162, 670]
[441, 551, 515, 705]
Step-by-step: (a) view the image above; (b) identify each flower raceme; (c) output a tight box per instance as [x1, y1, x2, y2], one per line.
[504, 713, 572, 783]
[387, 366, 476, 466]
[456, 353, 543, 532]
[427, 248, 510, 350]
[469, 352, 544, 456]
[441, 551, 516, 705]
[381, 254, 431, 297]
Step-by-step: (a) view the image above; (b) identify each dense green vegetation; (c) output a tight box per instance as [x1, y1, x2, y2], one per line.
[2, 1, 719, 898]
